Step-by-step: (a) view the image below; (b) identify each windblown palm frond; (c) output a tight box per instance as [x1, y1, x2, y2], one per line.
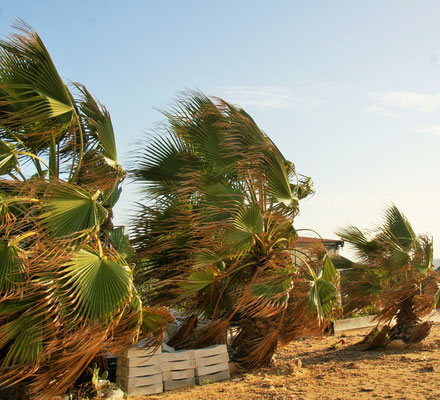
[132, 91, 339, 367]
[336, 204, 438, 346]
[0, 22, 167, 399]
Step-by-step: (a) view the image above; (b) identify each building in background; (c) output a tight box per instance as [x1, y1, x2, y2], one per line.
[296, 237, 344, 257]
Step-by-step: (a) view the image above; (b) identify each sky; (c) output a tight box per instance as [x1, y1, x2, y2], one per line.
[1, 1, 439, 259]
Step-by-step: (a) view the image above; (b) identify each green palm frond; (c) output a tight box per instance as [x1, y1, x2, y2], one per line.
[77, 84, 118, 164]
[267, 156, 299, 210]
[40, 183, 108, 240]
[141, 306, 174, 340]
[234, 203, 264, 234]
[0, 21, 75, 133]
[248, 271, 293, 310]
[0, 312, 44, 367]
[106, 227, 134, 262]
[336, 225, 381, 260]
[202, 182, 244, 221]
[59, 248, 132, 321]
[306, 278, 338, 319]
[193, 250, 225, 268]
[0, 241, 24, 291]
[382, 204, 415, 249]
[178, 265, 220, 300]
[321, 254, 338, 282]
[0, 141, 18, 174]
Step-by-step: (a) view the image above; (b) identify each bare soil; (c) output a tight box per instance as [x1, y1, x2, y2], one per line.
[130, 325, 440, 400]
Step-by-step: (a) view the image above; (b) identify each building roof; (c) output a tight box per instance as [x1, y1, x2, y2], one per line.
[297, 237, 344, 248]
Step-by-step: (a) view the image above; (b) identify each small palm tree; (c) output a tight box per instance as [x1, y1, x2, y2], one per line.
[336, 205, 439, 347]
[132, 92, 339, 367]
[0, 22, 170, 399]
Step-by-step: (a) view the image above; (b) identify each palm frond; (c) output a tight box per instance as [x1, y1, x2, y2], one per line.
[40, 182, 108, 241]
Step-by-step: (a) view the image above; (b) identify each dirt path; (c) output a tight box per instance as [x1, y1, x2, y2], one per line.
[130, 325, 440, 400]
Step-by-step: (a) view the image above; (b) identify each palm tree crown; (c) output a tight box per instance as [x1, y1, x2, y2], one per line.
[132, 92, 338, 367]
[336, 204, 438, 345]
[0, 22, 169, 398]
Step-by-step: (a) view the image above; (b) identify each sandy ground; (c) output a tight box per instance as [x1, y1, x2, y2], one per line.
[130, 325, 440, 400]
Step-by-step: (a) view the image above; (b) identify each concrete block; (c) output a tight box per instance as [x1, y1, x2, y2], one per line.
[162, 349, 195, 362]
[195, 352, 229, 367]
[162, 358, 195, 371]
[116, 363, 161, 378]
[117, 354, 162, 368]
[162, 368, 194, 381]
[195, 362, 229, 376]
[124, 383, 163, 396]
[194, 344, 227, 359]
[196, 369, 230, 385]
[116, 373, 163, 391]
[163, 377, 196, 391]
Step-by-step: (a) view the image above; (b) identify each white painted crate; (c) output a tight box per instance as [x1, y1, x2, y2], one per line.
[194, 344, 230, 384]
[196, 369, 230, 385]
[116, 342, 163, 396]
[117, 363, 161, 378]
[117, 354, 162, 369]
[116, 373, 163, 396]
[119, 342, 162, 358]
[162, 349, 196, 391]
[194, 344, 227, 359]
[116, 342, 230, 394]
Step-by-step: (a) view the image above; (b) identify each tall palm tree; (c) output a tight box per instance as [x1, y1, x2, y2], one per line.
[336, 205, 439, 347]
[0, 22, 171, 399]
[132, 92, 339, 367]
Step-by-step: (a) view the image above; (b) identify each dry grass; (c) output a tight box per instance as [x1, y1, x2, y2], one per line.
[130, 324, 440, 400]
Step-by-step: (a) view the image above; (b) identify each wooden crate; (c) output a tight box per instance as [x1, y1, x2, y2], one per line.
[196, 369, 230, 385]
[119, 342, 162, 358]
[116, 373, 163, 396]
[116, 343, 163, 395]
[162, 349, 196, 391]
[117, 354, 162, 369]
[194, 344, 230, 384]
[194, 344, 227, 359]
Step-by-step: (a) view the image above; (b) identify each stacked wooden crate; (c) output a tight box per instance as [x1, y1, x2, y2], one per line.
[116, 343, 230, 395]
[194, 344, 230, 385]
[116, 345, 163, 396]
[162, 349, 196, 391]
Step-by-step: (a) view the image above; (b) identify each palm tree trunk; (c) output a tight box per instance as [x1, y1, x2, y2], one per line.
[232, 317, 278, 367]
[389, 296, 421, 342]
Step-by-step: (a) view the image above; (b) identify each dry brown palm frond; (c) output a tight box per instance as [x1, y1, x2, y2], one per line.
[238, 328, 280, 368]
[167, 314, 198, 348]
[363, 325, 391, 350]
[138, 306, 174, 349]
[192, 319, 230, 348]
[374, 284, 421, 325]
[29, 325, 109, 400]
[408, 321, 432, 343]
[75, 150, 125, 193]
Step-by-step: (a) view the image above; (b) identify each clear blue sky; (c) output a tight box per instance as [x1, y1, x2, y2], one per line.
[2, 1, 439, 258]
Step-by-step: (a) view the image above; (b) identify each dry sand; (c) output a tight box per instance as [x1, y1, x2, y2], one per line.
[130, 325, 440, 400]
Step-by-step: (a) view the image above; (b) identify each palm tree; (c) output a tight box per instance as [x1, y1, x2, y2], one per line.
[131, 92, 339, 367]
[0, 22, 171, 399]
[336, 205, 439, 347]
